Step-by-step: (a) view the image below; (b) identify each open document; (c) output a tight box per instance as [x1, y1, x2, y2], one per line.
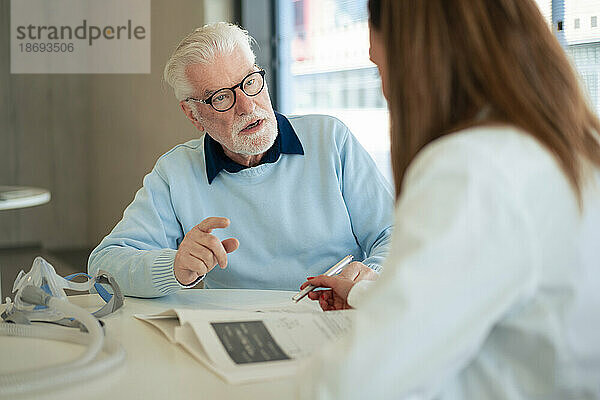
[135, 307, 355, 384]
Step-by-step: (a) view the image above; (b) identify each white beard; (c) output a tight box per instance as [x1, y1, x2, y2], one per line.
[227, 109, 278, 156]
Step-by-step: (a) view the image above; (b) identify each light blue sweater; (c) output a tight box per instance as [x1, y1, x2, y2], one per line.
[88, 114, 394, 297]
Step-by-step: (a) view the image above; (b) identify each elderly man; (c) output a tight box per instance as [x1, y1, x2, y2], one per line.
[88, 22, 393, 297]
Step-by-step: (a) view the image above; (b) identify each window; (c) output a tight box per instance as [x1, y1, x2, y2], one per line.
[533, 0, 552, 22]
[243, 0, 600, 181]
[293, 0, 304, 29]
[562, 1, 600, 115]
[276, 0, 391, 181]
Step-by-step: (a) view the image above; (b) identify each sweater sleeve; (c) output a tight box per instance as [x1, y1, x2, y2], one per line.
[339, 128, 395, 272]
[88, 165, 193, 298]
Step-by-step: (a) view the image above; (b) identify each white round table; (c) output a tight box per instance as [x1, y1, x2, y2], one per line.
[0, 186, 51, 210]
[0, 186, 51, 300]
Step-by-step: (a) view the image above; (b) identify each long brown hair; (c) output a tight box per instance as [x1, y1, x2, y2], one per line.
[372, 0, 600, 204]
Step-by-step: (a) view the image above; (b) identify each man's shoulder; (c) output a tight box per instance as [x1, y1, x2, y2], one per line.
[284, 113, 350, 145]
[152, 137, 205, 176]
[286, 113, 349, 130]
[156, 138, 204, 163]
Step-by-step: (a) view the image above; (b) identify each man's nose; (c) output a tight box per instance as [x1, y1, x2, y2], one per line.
[234, 88, 255, 115]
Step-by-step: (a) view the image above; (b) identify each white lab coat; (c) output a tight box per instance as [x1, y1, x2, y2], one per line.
[301, 125, 600, 400]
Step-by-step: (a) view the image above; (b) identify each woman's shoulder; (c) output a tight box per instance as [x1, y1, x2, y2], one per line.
[404, 124, 580, 214]
[424, 124, 544, 160]
[411, 124, 557, 179]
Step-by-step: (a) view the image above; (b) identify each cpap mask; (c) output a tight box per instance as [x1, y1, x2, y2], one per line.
[2, 256, 123, 326]
[0, 257, 126, 396]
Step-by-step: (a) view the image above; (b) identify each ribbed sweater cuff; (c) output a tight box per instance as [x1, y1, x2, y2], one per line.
[151, 249, 205, 294]
[365, 263, 382, 273]
[151, 249, 184, 295]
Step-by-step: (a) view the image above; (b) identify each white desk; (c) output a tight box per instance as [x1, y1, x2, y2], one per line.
[0, 186, 51, 211]
[0, 290, 306, 400]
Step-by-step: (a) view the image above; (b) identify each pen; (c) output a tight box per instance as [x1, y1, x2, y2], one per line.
[292, 255, 354, 303]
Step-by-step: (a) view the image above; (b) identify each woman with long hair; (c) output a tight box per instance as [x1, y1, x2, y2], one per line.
[301, 0, 600, 398]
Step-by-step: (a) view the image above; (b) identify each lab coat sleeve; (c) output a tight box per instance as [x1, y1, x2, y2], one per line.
[347, 279, 375, 307]
[301, 137, 539, 399]
[88, 166, 192, 298]
[339, 127, 395, 272]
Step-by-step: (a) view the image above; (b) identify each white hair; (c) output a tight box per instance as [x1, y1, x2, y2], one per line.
[163, 22, 256, 101]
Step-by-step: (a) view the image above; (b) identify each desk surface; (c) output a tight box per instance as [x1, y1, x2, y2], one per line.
[0, 186, 51, 211]
[0, 290, 311, 400]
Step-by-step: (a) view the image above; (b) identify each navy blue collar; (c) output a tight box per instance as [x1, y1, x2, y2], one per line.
[204, 112, 304, 184]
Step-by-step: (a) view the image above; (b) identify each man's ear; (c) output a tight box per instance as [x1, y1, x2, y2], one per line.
[180, 101, 205, 132]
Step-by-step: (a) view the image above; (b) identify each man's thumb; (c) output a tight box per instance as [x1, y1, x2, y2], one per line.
[222, 238, 239, 253]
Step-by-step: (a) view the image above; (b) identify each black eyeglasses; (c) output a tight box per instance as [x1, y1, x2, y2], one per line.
[185, 69, 266, 112]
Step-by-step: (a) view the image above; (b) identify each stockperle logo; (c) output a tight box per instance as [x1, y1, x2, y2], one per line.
[11, 0, 150, 74]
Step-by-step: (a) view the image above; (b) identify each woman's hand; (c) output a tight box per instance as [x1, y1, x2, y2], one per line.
[300, 262, 378, 311]
[300, 275, 356, 311]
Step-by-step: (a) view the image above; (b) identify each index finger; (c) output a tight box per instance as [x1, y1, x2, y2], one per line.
[304, 275, 338, 289]
[196, 217, 230, 233]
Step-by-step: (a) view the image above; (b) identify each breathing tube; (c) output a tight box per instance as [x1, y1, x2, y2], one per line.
[0, 257, 125, 396]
